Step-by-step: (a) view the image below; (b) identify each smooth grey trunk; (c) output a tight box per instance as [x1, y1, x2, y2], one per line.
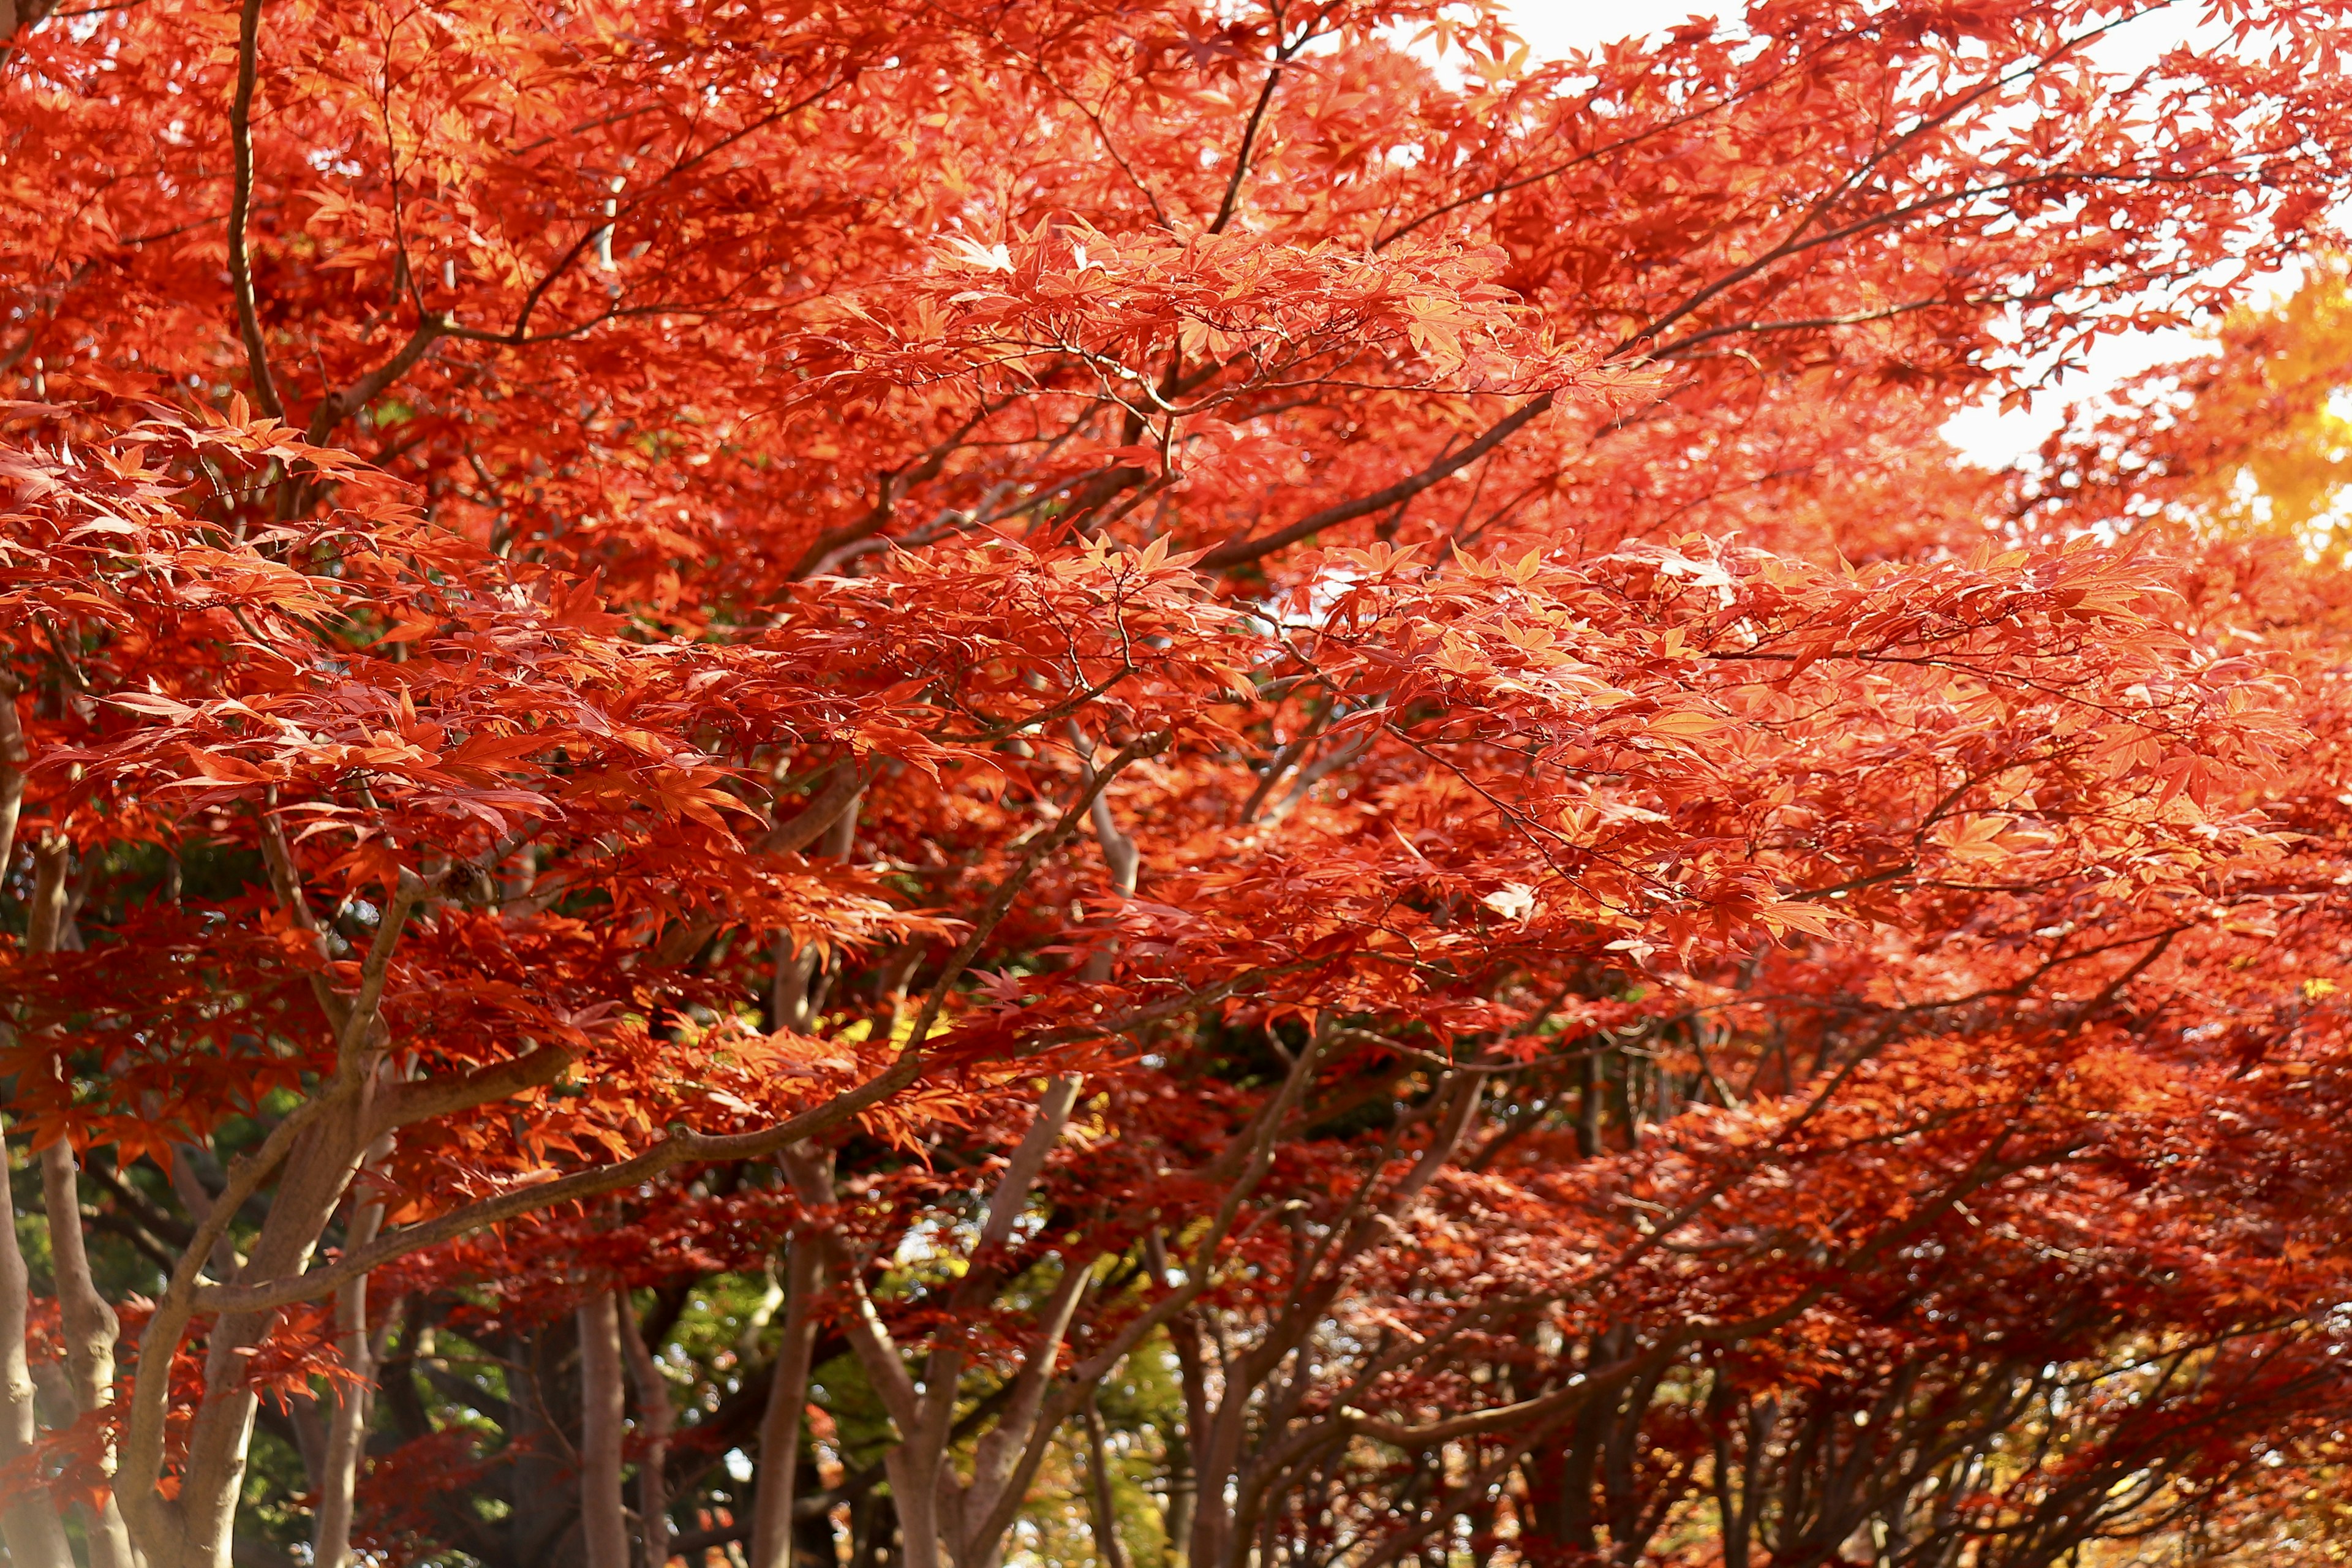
[177, 1104, 379, 1568]
[129, 840, 445, 1568]
[749, 1232, 822, 1568]
[782, 1076, 1086, 1568]
[16, 839, 132, 1566]
[775, 1138, 940, 1568]
[40, 1137, 141, 1568]
[883, 1445, 945, 1568]
[1, 1121, 75, 1568]
[0, 691, 64, 1567]
[579, 1291, 631, 1568]
[1181, 1071, 1485, 1568]
[309, 1189, 385, 1568]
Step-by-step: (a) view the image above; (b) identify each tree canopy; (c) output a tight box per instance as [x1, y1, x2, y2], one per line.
[9, 2, 2352, 1567]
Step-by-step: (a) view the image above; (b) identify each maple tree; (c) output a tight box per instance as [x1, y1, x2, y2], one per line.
[9, 0, 2352, 1567]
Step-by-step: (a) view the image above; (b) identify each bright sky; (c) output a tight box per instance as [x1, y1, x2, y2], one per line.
[1502, 0, 1717, 55]
[1498, 0, 2237, 470]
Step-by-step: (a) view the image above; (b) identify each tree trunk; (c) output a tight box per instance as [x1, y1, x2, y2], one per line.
[176, 1104, 379, 1568]
[619, 1291, 674, 1568]
[40, 1137, 141, 1568]
[1164, 1312, 1206, 1568]
[311, 1191, 386, 1568]
[750, 1235, 822, 1568]
[21, 837, 135, 1567]
[1160, 1414, 1194, 1568]
[1082, 1388, 1131, 1568]
[505, 1323, 573, 1566]
[0, 701, 68, 1568]
[579, 1291, 632, 1568]
[882, 1445, 945, 1568]
[1, 1121, 74, 1568]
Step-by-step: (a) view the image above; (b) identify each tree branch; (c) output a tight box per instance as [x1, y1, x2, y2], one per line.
[228, 0, 284, 421]
[1195, 393, 1556, 570]
[190, 734, 1171, 1321]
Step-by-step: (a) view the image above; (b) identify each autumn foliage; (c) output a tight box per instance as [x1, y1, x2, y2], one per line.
[7, 1, 2352, 1566]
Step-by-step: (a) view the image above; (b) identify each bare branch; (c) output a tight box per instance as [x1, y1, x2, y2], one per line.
[1195, 393, 1557, 570]
[228, 0, 284, 421]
